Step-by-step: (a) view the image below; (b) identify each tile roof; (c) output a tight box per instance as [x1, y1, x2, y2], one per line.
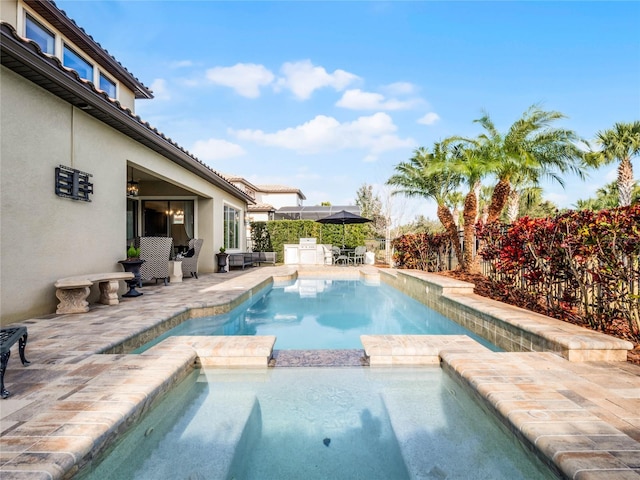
[248, 203, 276, 212]
[256, 184, 307, 199]
[26, 0, 153, 99]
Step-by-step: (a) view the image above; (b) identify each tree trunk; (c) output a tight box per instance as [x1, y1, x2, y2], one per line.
[487, 178, 510, 223]
[462, 189, 478, 273]
[480, 204, 489, 224]
[506, 190, 521, 223]
[618, 156, 634, 207]
[452, 206, 460, 228]
[437, 203, 462, 268]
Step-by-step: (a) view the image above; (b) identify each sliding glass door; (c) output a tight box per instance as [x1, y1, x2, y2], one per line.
[139, 200, 195, 253]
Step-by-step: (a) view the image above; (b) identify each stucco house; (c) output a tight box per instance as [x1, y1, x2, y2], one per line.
[0, 0, 254, 324]
[224, 175, 307, 222]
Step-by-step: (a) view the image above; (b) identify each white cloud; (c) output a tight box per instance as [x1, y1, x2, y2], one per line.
[191, 138, 246, 162]
[336, 89, 419, 111]
[382, 82, 417, 95]
[150, 78, 170, 100]
[417, 112, 440, 125]
[170, 60, 194, 69]
[544, 192, 569, 207]
[230, 112, 414, 158]
[205, 63, 275, 98]
[604, 168, 617, 182]
[275, 60, 359, 100]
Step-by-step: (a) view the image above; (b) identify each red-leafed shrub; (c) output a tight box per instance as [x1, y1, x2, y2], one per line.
[477, 205, 640, 341]
[392, 232, 455, 272]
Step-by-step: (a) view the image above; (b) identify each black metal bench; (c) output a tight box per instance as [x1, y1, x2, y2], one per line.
[0, 327, 30, 399]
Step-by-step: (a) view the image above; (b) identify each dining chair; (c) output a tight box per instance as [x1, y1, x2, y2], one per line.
[331, 246, 349, 266]
[350, 246, 366, 266]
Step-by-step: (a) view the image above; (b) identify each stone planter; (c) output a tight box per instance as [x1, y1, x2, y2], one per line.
[118, 259, 145, 296]
[216, 253, 229, 273]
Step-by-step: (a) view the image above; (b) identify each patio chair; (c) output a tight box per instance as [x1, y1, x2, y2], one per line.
[138, 236, 173, 286]
[321, 245, 333, 265]
[350, 246, 366, 266]
[181, 238, 203, 278]
[331, 246, 349, 266]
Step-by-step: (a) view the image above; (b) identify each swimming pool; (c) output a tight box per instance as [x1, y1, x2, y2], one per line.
[80, 367, 555, 479]
[135, 278, 500, 351]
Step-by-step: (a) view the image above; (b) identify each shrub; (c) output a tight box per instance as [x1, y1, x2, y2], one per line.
[477, 205, 640, 340]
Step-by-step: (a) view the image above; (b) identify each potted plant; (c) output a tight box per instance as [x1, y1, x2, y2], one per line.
[119, 243, 145, 296]
[216, 246, 229, 273]
[126, 243, 141, 260]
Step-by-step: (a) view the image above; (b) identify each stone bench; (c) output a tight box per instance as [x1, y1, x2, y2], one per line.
[55, 272, 134, 314]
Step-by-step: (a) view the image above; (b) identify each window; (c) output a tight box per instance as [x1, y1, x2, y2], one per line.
[224, 205, 240, 249]
[25, 14, 54, 54]
[126, 198, 139, 245]
[63, 44, 93, 81]
[99, 72, 117, 98]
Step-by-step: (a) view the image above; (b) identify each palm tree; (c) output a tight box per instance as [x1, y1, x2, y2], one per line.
[387, 144, 463, 265]
[588, 121, 640, 207]
[575, 180, 640, 210]
[474, 105, 586, 223]
[440, 140, 492, 271]
[445, 191, 465, 229]
[478, 185, 494, 224]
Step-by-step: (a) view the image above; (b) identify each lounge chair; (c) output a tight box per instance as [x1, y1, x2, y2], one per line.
[181, 238, 203, 278]
[138, 236, 173, 286]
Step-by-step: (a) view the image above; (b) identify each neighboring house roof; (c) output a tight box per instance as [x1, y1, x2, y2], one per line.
[25, 0, 153, 99]
[0, 22, 254, 204]
[222, 174, 260, 194]
[248, 203, 276, 212]
[275, 205, 360, 220]
[255, 184, 307, 199]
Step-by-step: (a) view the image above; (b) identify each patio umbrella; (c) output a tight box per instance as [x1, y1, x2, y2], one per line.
[316, 210, 372, 247]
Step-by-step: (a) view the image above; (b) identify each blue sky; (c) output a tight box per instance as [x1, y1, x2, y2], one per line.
[57, 1, 640, 223]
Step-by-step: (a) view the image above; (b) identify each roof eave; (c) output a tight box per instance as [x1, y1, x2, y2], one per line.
[1, 24, 253, 204]
[25, 0, 153, 99]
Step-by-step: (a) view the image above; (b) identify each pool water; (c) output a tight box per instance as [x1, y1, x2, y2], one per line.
[136, 278, 499, 351]
[81, 367, 555, 479]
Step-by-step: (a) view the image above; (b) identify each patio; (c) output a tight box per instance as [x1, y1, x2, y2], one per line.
[0, 266, 638, 479]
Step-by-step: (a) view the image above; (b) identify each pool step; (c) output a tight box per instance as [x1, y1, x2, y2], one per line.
[382, 381, 550, 480]
[155, 335, 276, 366]
[361, 335, 489, 365]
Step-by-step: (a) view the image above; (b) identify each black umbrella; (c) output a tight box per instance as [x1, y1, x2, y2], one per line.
[316, 210, 372, 247]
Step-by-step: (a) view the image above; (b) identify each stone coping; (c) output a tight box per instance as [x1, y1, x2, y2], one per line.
[362, 334, 640, 479]
[149, 336, 276, 367]
[361, 334, 490, 365]
[383, 269, 634, 362]
[441, 349, 640, 480]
